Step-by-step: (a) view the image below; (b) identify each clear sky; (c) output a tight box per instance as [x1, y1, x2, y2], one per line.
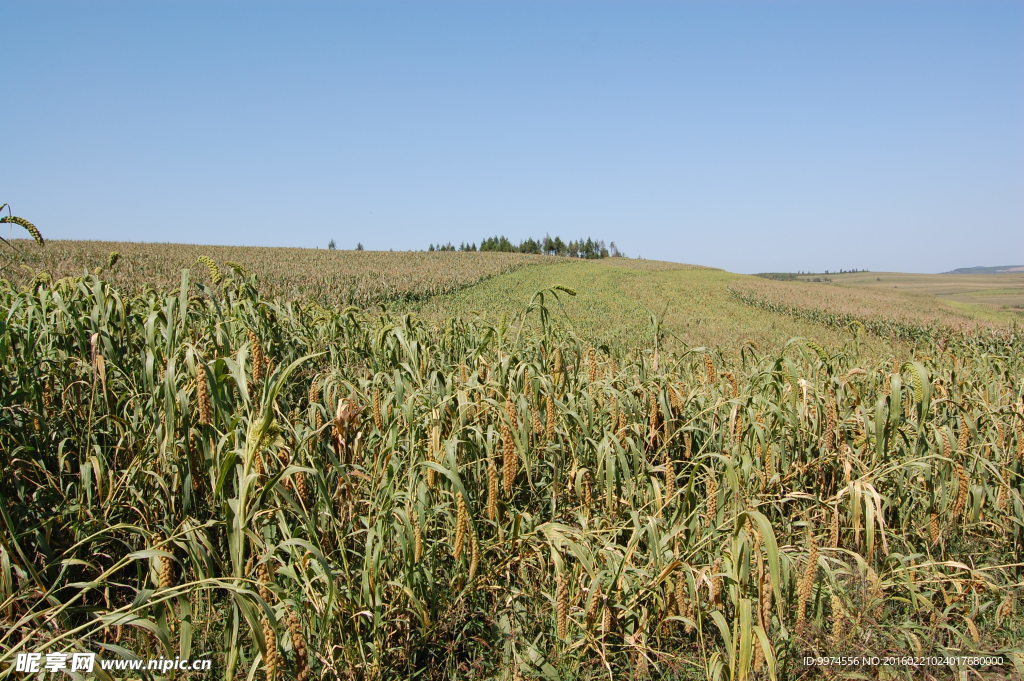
[4, 1, 1022, 273]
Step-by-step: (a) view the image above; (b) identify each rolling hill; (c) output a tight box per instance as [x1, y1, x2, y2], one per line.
[944, 265, 1024, 274]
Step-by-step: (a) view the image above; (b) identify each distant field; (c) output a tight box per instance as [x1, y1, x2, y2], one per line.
[4, 239, 556, 307]
[794, 270, 1024, 317]
[9, 241, 1010, 355]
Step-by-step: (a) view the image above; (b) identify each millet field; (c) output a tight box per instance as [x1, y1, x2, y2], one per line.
[1, 239, 1022, 680]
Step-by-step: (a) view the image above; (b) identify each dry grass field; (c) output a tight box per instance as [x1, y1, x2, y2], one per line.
[794, 271, 1024, 318]
[2, 241, 1022, 680]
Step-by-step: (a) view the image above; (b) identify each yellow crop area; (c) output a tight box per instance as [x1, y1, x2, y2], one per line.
[5, 240, 552, 307]
[792, 271, 1024, 319]
[2, 244, 1022, 680]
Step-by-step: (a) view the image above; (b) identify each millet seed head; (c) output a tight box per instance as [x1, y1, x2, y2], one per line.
[286, 610, 310, 681]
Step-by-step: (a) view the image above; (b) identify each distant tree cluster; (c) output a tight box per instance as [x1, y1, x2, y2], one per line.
[754, 273, 801, 281]
[426, 235, 622, 259]
[326, 240, 364, 251]
[755, 268, 867, 281]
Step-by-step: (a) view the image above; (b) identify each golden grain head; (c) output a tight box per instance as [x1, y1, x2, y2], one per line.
[157, 552, 175, 589]
[286, 610, 310, 681]
[501, 423, 516, 495]
[196, 365, 211, 424]
[555, 569, 569, 640]
[453, 493, 468, 560]
[261, 615, 280, 681]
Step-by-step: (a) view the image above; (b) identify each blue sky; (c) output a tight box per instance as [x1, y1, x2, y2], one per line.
[4, 1, 1022, 273]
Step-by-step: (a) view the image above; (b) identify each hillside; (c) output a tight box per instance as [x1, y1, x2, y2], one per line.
[944, 265, 1024, 274]
[403, 258, 901, 357]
